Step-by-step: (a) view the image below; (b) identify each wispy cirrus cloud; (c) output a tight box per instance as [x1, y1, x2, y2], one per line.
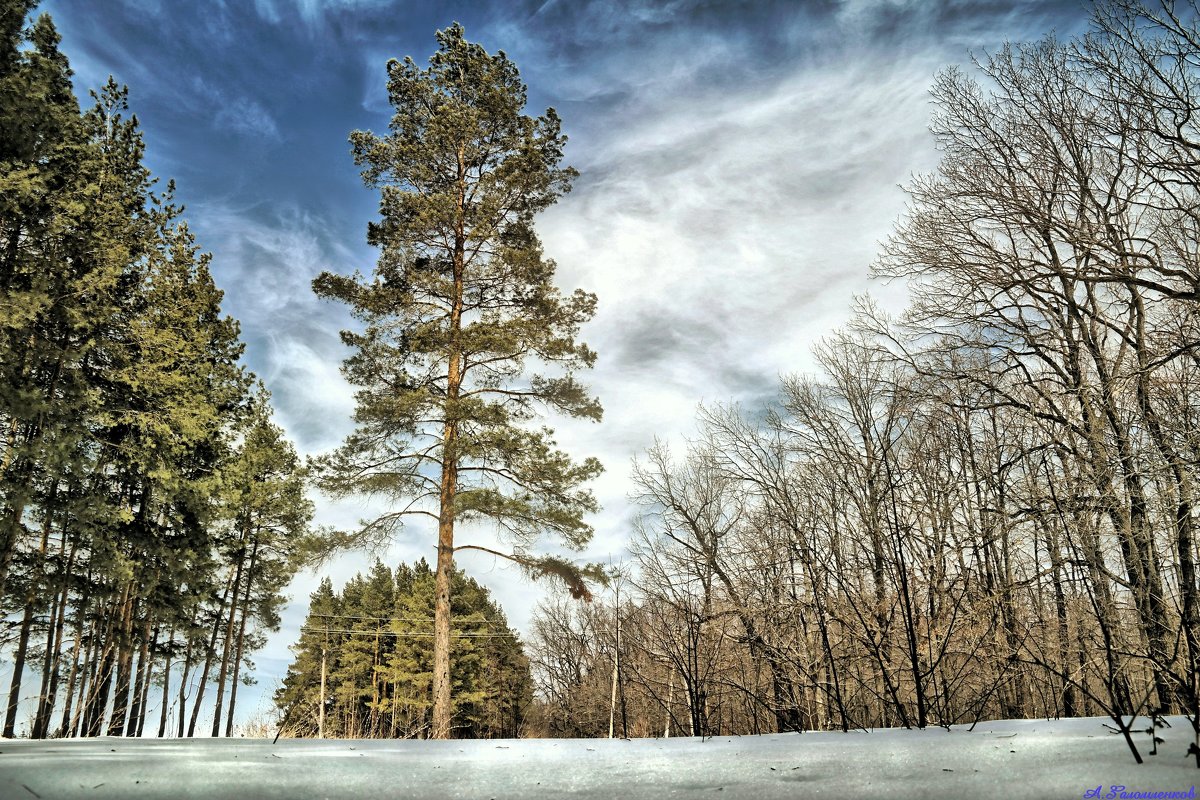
[180, 201, 361, 452]
[189, 77, 284, 141]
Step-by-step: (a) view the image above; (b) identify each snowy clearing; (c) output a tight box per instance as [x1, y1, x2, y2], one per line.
[0, 716, 1197, 799]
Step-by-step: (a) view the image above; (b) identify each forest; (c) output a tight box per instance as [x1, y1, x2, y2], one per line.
[3, 0, 1200, 763]
[521, 3, 1200, 762]
[274, 561, 531, 740]
[0, 0, 321, 739]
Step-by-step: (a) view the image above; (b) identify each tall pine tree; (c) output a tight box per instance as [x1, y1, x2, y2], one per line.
[313, 23, 602, 738]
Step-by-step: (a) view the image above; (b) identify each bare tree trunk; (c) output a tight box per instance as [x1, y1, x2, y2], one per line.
[211, 540, 248, 737]
[188, 569, 236, 736]
[106, 590, 137, 736]
[1130, 291, 1200, 716]
[126, 616, 154, 736]
[225, 541, 260, 737]
[157, 626, 175, 738]
[1044, 517, 1077, 717]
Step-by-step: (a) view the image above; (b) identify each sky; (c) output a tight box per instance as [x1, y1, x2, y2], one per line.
[37, 0, 1091, 730]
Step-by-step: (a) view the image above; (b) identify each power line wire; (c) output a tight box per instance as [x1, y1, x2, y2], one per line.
[299, 626, 515, 639]
[308, 618, 499, 626]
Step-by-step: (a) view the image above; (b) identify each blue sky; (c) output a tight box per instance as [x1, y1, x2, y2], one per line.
[38, 0, 1090, 730]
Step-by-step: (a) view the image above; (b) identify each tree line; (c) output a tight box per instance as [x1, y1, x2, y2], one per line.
[0, 0, 319, 738]
[275, 560, 532, 739]
[527, 0, 1200, 764]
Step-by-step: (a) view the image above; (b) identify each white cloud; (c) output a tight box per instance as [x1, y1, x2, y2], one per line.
[286, 0, 395, 27]
[188, 76, 283, 141]
[214, 96, 283, 140]
[184, 201, 362, 452]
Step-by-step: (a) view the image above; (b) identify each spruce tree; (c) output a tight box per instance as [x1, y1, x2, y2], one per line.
[276, 560, 532, 739]
[276, 577, 341, 736]
[313, 23, 602, 738]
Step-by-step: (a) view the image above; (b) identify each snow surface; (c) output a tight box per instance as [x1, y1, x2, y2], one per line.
[0, 716, 1196, 799]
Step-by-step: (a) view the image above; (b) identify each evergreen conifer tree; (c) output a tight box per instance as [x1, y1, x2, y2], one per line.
[276, 561, 532, 739]
[1, 0, 316, 740]
[313, 23, 602, 738]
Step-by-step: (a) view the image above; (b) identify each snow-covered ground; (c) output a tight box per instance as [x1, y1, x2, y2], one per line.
[0, 716, 1196, 799]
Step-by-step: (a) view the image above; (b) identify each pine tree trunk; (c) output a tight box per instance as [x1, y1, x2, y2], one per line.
[188, 568, 235, 736]
[112, 487, 152, 737]
[31, 568, 62, 739]
[432, 488, 456, 740]
[211, 541, 248, 737]
[318, 643, 327, 739]
[135, 629, 154, 738]
[126, 616, 154, 736]
[177, 629, 195, 738]
[32, 586, 63, 739]
[83, 598, 124, 737]
[68, 636, 93, 738]
[225, 540, 259, 737]
[85, 640, 117, 736]
[33, 529, 77, 738]
[57, 598, 89, 738]
[157, 627, 175, 738]
[69, 609, 104, 737]
[432, 157, 467, 741]
[106, 590, 137, 736]
[4, 493, 58, 737]
[3, 599, 36, 737]
[370, 624, 381, 738]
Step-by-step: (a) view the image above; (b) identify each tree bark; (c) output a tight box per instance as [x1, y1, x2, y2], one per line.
[157, 626, 175, 738]
[187, 569, 236, 736]
[56, 594, 89, 738]
[177, 626, 196, 738]
[106, 590, 137, 736]
[33, 528, 76, 738]
[431, 142, 468, 741]
[3, 600, 36, 738]
[211, 538, 248, 737]
[225, 540, 259, 737]
[127, 615, 154, 736]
